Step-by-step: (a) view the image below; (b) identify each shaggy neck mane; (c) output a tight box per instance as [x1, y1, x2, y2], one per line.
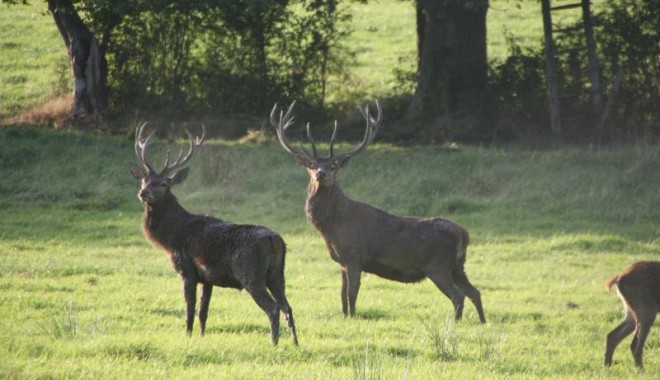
[142, 192, 191, 251]
[306, 179, 348, 232]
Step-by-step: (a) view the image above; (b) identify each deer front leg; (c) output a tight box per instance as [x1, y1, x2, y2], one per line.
[198, 283, 213, 336]
[342, 265, 362, 318]
[341, 269, 349, 316]
[183, 279, 198, 335]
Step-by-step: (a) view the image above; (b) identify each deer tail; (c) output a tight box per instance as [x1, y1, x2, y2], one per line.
[272, 235, 287, 277]
[605, 274, 620, 292]
[456, 229, 470, 265]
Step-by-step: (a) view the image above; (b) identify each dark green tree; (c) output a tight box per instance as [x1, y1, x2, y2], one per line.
[409, 0, 489, 133]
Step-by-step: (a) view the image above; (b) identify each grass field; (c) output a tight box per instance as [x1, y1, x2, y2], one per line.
[1, 126, 658, 378]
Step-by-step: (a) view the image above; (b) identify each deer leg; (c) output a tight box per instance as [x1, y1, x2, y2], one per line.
[267, 280, 299, 346]
[341, 270, 349, 316]
[452, 269, 486, 323]
[605, 312, 636, 367]
[630, 309, 656, 368]
[344, 265, 362, 318]
[198, 283, 213, 336]
[425, 268, 465, 321]
[183, 279, 198, 335]
[245, 285, 281, 345]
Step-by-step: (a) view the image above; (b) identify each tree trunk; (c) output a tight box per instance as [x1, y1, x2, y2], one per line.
[48, 0, 107, 118]
[410, 0, 489, 122]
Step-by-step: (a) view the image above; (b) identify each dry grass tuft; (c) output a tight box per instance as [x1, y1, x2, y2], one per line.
[7, 95, 73, 129]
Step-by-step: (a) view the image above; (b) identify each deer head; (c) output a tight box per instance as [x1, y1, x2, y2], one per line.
[129, 122, 205, 204]
[270, 101, 382, 188]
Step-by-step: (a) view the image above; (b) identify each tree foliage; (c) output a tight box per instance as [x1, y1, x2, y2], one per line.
[482, 0, 659, 143]
[64, 0, 350, 125]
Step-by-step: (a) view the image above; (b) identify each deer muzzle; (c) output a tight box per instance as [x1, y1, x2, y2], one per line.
[139, 189, 154, 202]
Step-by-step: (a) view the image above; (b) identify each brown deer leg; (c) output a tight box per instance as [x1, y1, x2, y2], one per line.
[341, 270, 349, 316]
[605, 313, 636, 366]
[198, 283, 213, 336]
[267, 281, 299, 345]
[425, 268, 465, 321]
[630, 310, 656, 368]
[452, 269, 486, 323]
[245, 285, 281, 345]
[183, 279, 198, 335]
[345, 266, 362, 318]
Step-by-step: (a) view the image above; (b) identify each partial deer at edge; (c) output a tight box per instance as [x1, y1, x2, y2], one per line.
[270, 101, 486, 323]
[605, 261, 659, 368]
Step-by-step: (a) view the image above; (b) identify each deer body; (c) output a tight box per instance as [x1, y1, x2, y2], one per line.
[141, 195, 279, 290]
[271, 102, 485, 322]
[605, 261, 659, 368]
[307, 183, 464, 284]
[130, 124, 297, 345]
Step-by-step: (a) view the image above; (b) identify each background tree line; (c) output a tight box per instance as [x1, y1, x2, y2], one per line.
[9, 0, 660, 143]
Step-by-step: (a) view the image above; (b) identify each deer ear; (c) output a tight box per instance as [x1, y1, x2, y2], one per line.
[338, 157, 351, 168]
[168, 167, 190, 185]
[295, 154, 317, 169]
[129, 163, 145, 180]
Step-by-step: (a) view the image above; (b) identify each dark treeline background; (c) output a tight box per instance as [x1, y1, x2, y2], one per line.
[14, 0, 660, 144]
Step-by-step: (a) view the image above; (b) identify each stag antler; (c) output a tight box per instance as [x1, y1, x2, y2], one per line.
[134, 122, 206, 175]
[161, 125, 206, 176]
[270, 100, 382, 162]
[135, 122, 157, 174]
[331, 100, 381, 162]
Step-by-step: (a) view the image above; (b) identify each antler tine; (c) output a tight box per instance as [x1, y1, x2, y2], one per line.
[328, 120, 338, 158]
[333, 100, 382, 161]
[270, 101, 314, 159]
[305, 122, 318, 158]
[162, 125, 206, 176]
[135, 122, 156, 174]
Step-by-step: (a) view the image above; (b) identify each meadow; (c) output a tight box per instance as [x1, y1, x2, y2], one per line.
[1, 0, 658, 378]
[0, 126, 658, 379]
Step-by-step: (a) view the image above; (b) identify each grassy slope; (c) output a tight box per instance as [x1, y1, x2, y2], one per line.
[0, 0, 67, 121]
[0, 127, 658, 378]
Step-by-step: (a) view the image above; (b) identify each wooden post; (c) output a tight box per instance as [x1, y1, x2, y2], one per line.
[581, 0, 603, 122]
[541, 0, 562, 140]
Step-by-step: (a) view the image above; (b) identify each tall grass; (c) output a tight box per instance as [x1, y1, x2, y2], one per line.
[0, 127, 658, 378]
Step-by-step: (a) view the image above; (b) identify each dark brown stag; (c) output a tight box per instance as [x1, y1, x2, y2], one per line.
[270, 101, 485, 323]
[129, 123, 298, 345]
[605, 261, 659, 368]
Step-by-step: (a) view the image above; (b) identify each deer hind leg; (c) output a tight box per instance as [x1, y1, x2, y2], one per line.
[183, 279, 198, 335]
[341, 265, 362, 318]
[605, 311, 636, 367]
[424, 266, 465, 321]
[198, 283, 213, 336]
[630, 308, 656, 368]
[245, 285, 281, 345]
[267, 279, 299, 346]
[452, 269, 486, 323]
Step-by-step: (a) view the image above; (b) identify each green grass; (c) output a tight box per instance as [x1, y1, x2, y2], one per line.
[1, 127, 658, 378]
[0, 0, 68, 121]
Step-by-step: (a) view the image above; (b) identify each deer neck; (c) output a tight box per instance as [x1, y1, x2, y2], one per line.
[306, 179, 349, 232]
[142, 193, 190, 252]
